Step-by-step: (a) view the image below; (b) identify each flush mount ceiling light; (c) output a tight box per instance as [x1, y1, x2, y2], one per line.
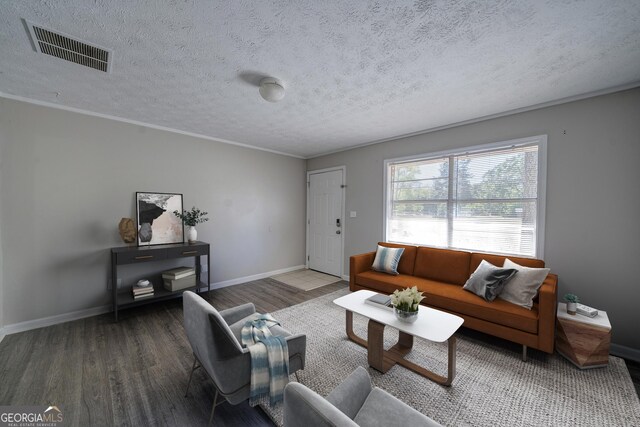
[259, 77, 285, 102]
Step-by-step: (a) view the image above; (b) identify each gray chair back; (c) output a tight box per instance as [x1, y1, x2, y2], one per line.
[183, 291, 246, 392]
[283, 366, 442, 427]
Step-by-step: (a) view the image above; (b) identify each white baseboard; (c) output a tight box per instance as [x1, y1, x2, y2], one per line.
[209, 265, 306, 290]
[341, 274, 350, 281]
[1, 304, 111, 338]
[611, 343, 640, 363]
[0, 265, 307, 339]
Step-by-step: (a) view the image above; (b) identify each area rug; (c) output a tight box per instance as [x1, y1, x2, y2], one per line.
[260, 288, 640, 426]
[270, 268, 342, 291]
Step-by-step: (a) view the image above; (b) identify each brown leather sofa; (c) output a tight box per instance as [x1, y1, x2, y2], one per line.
[350, 243, 558, 357]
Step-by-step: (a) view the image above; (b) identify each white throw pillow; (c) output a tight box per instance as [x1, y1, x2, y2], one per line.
[498, 258, 550, 309]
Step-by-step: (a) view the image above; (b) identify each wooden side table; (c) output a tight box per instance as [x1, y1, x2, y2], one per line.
[555, 303, 611, 369]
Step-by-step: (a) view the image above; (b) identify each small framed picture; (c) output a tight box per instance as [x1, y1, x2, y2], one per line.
[136, 192, 184, 246]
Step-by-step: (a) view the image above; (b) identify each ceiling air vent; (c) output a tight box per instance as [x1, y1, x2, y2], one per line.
[25, 20, 112, 73]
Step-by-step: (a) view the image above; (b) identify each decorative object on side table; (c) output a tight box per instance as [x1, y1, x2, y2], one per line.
[138, 223, 152, 243]
[136, 192, 184, 246]
[173, 206, 209, 243]
[390, 286, 424, 323]
[118, 218, 137, 244]
[564, 293, 579, 315]
[576, 303, 598, 318]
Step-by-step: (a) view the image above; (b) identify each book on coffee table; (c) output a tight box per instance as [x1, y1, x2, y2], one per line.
[364, 293, 393, 311]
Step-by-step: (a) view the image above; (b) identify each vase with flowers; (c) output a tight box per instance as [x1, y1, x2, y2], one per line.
[390, 286, 425, 323]
[173, 206, 209, 243]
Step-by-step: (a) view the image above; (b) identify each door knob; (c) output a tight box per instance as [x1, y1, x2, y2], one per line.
[336, 230, 341, 234]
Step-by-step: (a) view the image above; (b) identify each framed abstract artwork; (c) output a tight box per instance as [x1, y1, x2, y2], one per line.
[136, 192, 184, 246]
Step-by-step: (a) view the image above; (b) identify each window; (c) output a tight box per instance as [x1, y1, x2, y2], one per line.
[385, 136, 546, 258]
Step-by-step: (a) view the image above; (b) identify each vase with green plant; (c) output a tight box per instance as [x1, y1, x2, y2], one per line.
[390, 286, 425, 323]
[564, 293, 579, 315]
[173, 206, 209, 243]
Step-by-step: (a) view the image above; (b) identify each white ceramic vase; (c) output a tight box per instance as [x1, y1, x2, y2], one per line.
[187, 226, 197, 243]
[566, 302, 577, 315]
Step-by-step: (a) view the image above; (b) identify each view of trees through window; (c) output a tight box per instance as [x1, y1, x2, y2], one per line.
[387, 144, 541, 257]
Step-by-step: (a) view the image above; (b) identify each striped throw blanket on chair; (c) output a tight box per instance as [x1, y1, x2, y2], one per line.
[241, 313, 289, 406]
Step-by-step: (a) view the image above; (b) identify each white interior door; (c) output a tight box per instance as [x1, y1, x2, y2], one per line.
[308, 169, 343, 276]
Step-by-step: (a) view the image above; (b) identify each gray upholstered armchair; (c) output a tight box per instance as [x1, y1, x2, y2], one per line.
[182, 291, 306, 424]
[283, 366, 441, 427]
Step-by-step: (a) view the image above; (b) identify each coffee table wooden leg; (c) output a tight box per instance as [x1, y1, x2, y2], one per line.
[388, 336, 457, 386]
[395, 331, 414, 351]
[344, 310, 457, 386]
[447, 336, 456, 385]
[345, 310, 368, 348]
[367, 319, 396, 373]
[346, 312, 396, 372]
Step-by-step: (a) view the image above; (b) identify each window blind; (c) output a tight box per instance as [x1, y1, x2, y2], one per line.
[386, 140, 543, 257]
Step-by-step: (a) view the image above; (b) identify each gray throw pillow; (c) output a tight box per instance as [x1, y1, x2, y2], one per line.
[463, 260, 517, 301]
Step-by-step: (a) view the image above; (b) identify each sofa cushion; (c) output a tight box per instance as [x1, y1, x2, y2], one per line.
[355, 271, 419, 295]
[371, 245, 404, 275]
[463, 260, 517, 301]
[470, 252, 544, 273]
[355, 271, 537, 334]
[413, 247, 471, 285]
[378, 242, 418, 275]
[422, 280, 539, 334]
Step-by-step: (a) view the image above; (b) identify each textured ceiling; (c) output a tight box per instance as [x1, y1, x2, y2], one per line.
[1, 1, 639, 158]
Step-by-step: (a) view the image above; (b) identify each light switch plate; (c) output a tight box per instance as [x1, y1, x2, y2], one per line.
[350, 211, 357, 218]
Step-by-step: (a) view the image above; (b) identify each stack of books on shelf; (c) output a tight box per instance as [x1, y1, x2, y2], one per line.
[163, 267, 196, 292]
[132, 280, 154, 300]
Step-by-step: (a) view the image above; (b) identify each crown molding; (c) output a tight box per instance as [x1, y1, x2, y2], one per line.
[3, 81, 638, 161]
[0, 92, 304, 159]
[306, 81, 640, 159]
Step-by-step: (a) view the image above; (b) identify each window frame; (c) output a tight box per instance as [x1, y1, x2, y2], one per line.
[383, 135, 547, 258]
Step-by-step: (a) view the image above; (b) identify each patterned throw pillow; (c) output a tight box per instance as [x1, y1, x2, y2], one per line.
[463, 260, 517, 301]
[371, 245, 405, 275]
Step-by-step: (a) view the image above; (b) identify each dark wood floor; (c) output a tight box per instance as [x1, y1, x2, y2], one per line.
[1, 278, 638, 427]
[0, 278, 347, 426]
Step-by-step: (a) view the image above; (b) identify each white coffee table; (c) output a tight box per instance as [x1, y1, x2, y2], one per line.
[333, 290, 464, 386]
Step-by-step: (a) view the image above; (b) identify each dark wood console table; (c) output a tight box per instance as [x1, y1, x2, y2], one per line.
[110, 241, 210, 321]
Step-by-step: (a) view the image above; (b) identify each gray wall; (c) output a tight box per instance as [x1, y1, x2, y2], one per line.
[0, 137, 3, 331]
[307, 88, 640, 351]
[0, 98, 306, 326]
